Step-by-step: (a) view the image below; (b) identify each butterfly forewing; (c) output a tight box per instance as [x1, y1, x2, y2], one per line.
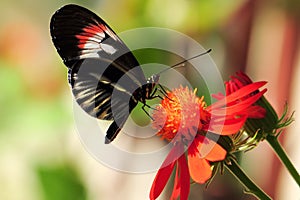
[70, 58, 139, 119]
[50, 4, 149, 143]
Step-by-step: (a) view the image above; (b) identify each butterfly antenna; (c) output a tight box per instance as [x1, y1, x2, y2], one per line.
[157, 48, 212, 75]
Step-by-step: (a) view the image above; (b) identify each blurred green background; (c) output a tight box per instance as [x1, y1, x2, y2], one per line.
[0, 0, 299, 199]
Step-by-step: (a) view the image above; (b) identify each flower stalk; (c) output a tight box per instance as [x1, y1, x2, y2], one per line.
[266, 134, 300, 186]
[225, 159, 272, 200]
[245, 95, 299, 185]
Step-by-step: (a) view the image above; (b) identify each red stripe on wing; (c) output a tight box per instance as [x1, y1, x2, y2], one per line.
[76, 24, 106, 49]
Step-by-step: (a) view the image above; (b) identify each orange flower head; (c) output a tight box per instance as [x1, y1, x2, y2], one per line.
[152, 86, 209, 143]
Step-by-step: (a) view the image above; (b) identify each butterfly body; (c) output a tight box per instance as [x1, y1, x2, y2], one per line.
[50, 4, 159, 143]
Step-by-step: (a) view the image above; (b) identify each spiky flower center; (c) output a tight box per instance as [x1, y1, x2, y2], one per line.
[152, 87, 209, 144]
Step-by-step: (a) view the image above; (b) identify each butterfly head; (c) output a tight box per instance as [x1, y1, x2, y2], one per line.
[146, 74, 160, 93]
[148, 74, 160, 84]
[133, 74, 160, 103]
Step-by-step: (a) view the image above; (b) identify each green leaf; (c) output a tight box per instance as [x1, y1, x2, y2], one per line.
[36, 164, 87, 200]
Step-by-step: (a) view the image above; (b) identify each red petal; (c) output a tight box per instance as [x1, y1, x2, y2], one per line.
[197, 139, 227, 162]
[207, 81, 267, 111]
[229, 89, 266, 112]
[223, 82, 266, 105]
[188, 147, 212, 184]
[206, 115, 247, 135]
[178, 154, 190, 200]
[208, 89, 267, 116]
[150, 163, 175, 200]
[150, 145, 182, 200]
[236, 71, 253, 84]
[171, 154, 190, 200]
[170, 164, 180, 200]
[212, 92, 225, 100]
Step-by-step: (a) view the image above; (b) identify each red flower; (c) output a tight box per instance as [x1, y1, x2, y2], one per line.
[150, 82, 267, 200]
[212, 71, 266, 118]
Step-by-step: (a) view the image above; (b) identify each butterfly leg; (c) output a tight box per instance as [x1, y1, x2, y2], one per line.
[147, 86, 165, 100]
[141, 103, 155, 120]
[141, 85, 171, 120]
[153, 84, 174, 101]
[157, 84, 169, 96]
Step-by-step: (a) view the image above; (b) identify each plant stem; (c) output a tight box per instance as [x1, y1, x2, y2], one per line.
[266, 134, 300, 186]
[226, 159, 272, 200]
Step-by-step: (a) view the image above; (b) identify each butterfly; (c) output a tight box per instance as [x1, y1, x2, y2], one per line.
[50, 4, 161, 144]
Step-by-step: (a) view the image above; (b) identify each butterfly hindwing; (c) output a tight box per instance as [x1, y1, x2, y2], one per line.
[70, 58, 139, 119]
[70, 58, 114, 120]
[70, 57, 140, 143]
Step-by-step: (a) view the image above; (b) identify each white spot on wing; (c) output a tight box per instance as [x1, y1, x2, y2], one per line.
[77, 52, 100, 59]
[96, 31, 105, 39]
[83, 42, 100, 49]
[100, 43, 117, 55]
[110, 83, 132, 95]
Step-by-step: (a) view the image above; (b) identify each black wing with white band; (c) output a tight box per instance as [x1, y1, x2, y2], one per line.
[50, 4, 147, 143]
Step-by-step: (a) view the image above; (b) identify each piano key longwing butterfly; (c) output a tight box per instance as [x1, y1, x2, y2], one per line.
[50, 4, 162, 144]
[50, 4, 210, 144]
